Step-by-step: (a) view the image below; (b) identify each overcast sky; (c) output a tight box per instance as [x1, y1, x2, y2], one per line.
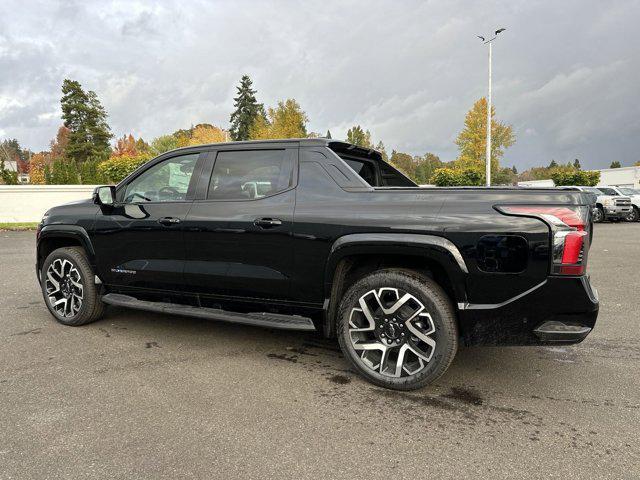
[1, 0, 638, 170]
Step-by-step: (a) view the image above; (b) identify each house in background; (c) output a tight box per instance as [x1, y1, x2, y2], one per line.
[0, 160, 30, 184]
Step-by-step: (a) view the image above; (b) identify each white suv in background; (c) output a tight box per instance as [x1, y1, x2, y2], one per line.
[602, 186, 640, 222]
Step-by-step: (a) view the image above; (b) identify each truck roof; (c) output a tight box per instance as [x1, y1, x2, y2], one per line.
[167, 138, 383, 159]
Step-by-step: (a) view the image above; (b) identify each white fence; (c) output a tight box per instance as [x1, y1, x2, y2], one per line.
[0, 185, 98, 223]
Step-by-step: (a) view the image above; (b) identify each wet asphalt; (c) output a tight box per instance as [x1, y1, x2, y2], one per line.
[0, 224, 638, 479]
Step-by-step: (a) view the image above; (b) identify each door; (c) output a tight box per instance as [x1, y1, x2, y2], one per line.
[92, 151, 204, 292]
[183, 147, 296, 302]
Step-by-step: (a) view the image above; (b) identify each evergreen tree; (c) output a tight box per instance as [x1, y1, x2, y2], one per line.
[60, 79, 112, 163]
[326, 130, 332, 139]
[573, 158, 581, 170]
[610, 161, 621, 168]
[549, 159, 558, 168]
[229, 75, 263, 141]
[375, 141, 388, 161]
[512, 165, 518, 174]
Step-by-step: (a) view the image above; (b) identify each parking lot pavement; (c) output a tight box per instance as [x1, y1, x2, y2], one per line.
[1, 225, 639, 479]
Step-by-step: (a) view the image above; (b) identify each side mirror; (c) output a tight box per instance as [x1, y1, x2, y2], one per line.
[93, 185, 116, 206]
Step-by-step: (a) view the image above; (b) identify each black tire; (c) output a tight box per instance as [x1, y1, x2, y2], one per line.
[41, 247, 105, 326]
[626, 206, 639, 222]
[593, 206, 604, 223]
[336, 269, 458, 391]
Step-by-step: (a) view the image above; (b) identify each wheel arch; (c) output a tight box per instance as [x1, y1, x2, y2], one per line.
[37, 225, 95, 281]
[322, 233, 468, 337]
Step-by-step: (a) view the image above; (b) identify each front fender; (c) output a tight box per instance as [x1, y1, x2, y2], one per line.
[37, 224, 96, 273]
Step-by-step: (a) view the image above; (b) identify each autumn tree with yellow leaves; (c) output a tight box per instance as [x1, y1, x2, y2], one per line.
[455, 97, 515, 173]
[251, 99, 308, 139]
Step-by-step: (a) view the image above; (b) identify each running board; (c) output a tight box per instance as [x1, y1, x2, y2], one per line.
[101, 293, 316, 331]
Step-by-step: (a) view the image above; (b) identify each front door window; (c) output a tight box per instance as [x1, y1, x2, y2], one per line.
[124, 153, 199, 203]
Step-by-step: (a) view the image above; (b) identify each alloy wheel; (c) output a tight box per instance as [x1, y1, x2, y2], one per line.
[593, 208, 604, 223]
[45, 258, 84, 318]
[348, 288, 436, 378]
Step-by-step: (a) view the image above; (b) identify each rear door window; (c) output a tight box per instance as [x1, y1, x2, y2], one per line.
[207, 150, 293, 200]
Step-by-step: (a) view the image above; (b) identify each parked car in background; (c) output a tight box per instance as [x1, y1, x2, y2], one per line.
[559, 186, 632, 223]
[601, 186, 640, 222]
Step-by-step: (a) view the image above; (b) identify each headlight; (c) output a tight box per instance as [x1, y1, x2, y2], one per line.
[603, 198, 613, 206]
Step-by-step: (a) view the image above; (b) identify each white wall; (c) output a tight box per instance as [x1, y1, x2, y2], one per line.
[0, 185, 98, 223]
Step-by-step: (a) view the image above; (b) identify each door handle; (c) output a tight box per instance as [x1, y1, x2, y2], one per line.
[254, 218, 283, 228]
[158, 217, 181, 226]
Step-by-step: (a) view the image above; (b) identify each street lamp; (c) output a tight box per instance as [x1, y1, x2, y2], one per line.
[477, 27, 506, 187]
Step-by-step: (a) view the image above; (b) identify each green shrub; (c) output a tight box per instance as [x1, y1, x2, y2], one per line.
[46, 159, 80, 184]
[98, 154, 152, 183]
[431, 167, 485, 186]
[550, 167, 600, 186]
[78, 160, 108, 184]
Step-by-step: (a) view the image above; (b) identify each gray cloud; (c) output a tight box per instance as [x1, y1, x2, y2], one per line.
[0, 0, 638, 170]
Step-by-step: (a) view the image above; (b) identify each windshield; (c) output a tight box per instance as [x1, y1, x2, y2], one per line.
[598, 187, 618, 196]
[619, 188, 638, 195]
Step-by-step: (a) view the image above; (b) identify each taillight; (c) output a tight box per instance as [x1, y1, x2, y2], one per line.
[497, 205, 590, 276]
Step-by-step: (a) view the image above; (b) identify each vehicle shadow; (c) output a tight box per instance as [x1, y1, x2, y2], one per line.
[92, 305, 562, 396]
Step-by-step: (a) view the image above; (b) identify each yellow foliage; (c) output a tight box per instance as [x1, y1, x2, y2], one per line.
[455, 98, 515, 173]
[187, 125, 227, 146]
[250, 99, 308, 140]
[28, 153, 48, 184]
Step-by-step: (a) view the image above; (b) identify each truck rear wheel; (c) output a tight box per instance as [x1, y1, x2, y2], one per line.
[41, 247, 105, 326]
[336, 269, 458, 390]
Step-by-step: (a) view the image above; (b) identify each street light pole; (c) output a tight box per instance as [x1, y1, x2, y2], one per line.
[486, 40, 492, 187]
[477, 28, 505, 187]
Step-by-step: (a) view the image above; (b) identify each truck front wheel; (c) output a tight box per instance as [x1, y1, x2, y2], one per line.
[41, 247, 105, 326]
[336, 269, 458, 390]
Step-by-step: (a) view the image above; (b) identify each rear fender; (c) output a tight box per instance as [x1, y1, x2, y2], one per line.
[322, 233, 469, 336]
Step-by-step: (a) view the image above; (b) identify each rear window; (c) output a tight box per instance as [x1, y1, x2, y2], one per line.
[344, 159, 376, 185]
[341, 156, 415, 187]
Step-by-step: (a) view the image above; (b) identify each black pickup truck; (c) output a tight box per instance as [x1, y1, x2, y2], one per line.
[36, 139, 599, 390]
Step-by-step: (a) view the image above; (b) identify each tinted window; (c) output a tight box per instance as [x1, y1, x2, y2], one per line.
[379, 162, 415, 187]
[344, 159, 376, 186]
[342, 156, 415, 187]
[123, 153, 198, 203]
[598, 187, 617, 195]
[207, 150, 292, 200]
